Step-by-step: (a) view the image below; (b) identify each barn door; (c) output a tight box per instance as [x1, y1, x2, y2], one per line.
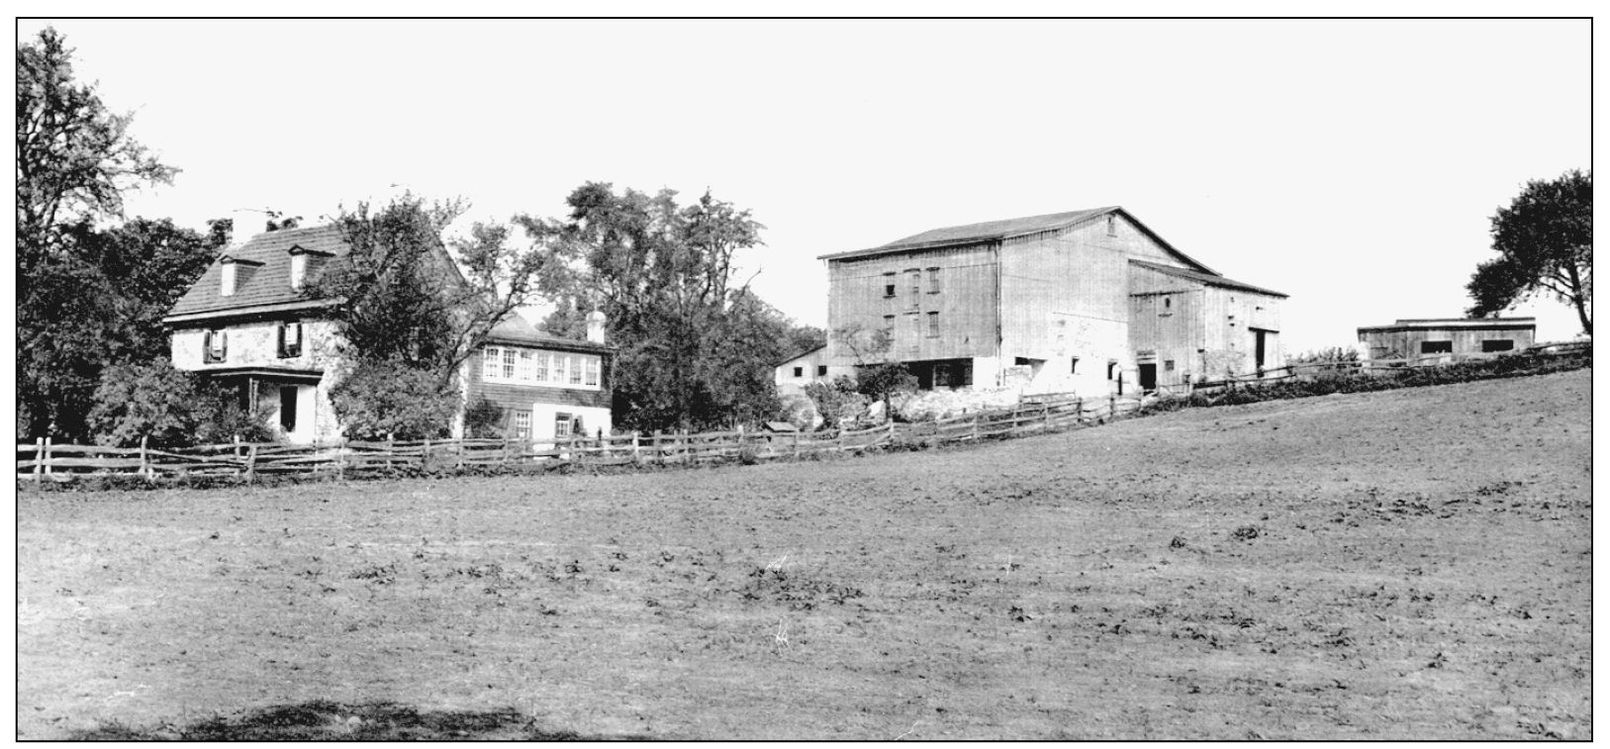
[1138, 363, 1157, 392]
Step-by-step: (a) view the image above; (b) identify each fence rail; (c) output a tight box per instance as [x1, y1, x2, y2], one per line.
[16, 393, 1149, 485]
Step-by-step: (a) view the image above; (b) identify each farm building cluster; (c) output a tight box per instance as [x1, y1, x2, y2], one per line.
[162, 204, 1544, 444]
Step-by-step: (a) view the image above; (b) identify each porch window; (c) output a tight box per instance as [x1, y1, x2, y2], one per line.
[276, 321, 303, 358]
[512, 410, 531, 440]
[204, 330, 228, 363]
[483, 347, 502, 379]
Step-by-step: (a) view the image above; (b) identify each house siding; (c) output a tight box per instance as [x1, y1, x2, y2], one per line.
[464, 348, 614, 439]
[171, 319, 343, 443]
[825, 243, 999, 368]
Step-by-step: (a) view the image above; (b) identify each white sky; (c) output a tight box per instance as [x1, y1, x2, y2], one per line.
[17, 15, 1592, 352]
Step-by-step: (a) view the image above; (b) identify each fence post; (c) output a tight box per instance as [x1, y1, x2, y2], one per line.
[887, 420, 897, 446]
[632, 432, 641, 465]
[386, 433, 395, 472]
[422, 436, 431, 472]
[682, 429, 690, 465]
[971, 414, 979, 441]
[34, 437, 44, 483]
[43, 437, 52, 477]
[792, 430, 801, 460]
[455, 438, 465, 472]
[139, 435, 150, 480]
[1109, 393, 1117, 420]
[338, 439, 348, 481]
[246, 444, 258, 484]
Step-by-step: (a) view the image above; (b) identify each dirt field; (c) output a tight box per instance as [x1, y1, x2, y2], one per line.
[17, 369, 1591, 739]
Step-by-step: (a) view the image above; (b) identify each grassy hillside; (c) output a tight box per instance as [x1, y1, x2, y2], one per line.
[18, 369, 1590, 740]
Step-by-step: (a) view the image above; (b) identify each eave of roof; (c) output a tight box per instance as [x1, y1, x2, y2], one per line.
[1357, 318, 1538, 333]
[818, 206, 1218, 274]
[1128, 259, 1288, 298]
[163, 298, 340, 326]
[774, 344, 827, 367]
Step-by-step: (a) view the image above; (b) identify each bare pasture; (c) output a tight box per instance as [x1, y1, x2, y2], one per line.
[17, 370, 1590, 739]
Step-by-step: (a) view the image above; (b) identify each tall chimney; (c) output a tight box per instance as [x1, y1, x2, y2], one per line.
[586, 310, 607, 345]
[230, 208, 267, 248]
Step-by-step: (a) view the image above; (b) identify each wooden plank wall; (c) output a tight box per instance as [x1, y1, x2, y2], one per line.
[825, 243, 999, 367]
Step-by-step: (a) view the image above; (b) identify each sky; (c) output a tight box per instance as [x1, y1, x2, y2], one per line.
[17, 17, 1592, 352]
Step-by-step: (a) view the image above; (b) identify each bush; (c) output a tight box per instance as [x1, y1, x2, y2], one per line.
[463, 396, 505, 439]
[329, 357, 460, 440]
[87, 360, 207, 447]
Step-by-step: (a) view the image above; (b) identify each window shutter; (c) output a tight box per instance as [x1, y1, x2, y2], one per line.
[220, 331, 228, 361]
[276, 324, 285, 357]
[203, 330, 213, 361]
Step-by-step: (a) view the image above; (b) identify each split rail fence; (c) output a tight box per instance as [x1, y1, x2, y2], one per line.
[17, 394, 1148, 485]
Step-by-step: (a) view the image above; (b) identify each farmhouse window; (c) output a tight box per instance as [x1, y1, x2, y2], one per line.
[883, 273, 896, 298]
[483, 347, 502, 379]
[535, 352, 549, 381]
[584, 357, 600, 387]
[555, 412, 573, 438]
[817, 365, 828, 376]
[568, 356, 584, 385]
[204, 330, 228, 363]
[516, 350, 534, 381]
[503, 349, 517, 379]
[927, 311, 940, 338]
[1481, 339, 1515, 353]
[1420, 341, 1453, 354]
[1107, 361, 1118, 380]
[512, 409, 531, 440]
[794, 366, 804, 377]
[927, 267, 941, 294]
[276, 321, 303, 358]
[1070, 357, 1079, 374]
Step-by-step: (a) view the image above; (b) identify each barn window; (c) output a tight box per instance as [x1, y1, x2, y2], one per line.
[1106, 214, 1117, 236]
[927, 267, 941, 294]
[793, 366, 804, 378]
[907, 269, 922, 305]
[1070, 357, 1079, 374]
[1164, 360, 1175, 372]
[927, 312, 940, 338]
[1107, 361, 1118, 380]
[883, 272, 896, 298]
[1481, 339, 1515, 352]
[817, 365, 828, 376]
[1164, 297, 1171, 309]
[1421, 341, 1453, 354]
[882, 314, 895, 338]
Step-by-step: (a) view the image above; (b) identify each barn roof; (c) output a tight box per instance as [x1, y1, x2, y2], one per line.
[1356, 317, 1536, 333]
[1129, 259, 1288, 298]
[818, 206, 1217, 273]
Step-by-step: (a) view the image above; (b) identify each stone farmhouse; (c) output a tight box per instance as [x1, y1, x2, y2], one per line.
[162, 221, 613, 444]
[815, 206, 1288, 396]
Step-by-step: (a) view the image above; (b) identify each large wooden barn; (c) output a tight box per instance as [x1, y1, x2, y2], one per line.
[819, 207, 1288, 395]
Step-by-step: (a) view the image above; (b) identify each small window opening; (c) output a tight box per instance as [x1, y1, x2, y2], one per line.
[793, 366, 803, 377]
[817, 365, 828, 376]
[1481, 339, 1515, 353]
[1421, 341, 1453, 354]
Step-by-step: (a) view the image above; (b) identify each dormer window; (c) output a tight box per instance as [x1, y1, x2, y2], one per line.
[277, 320, 303, 358]
[218, 255, 263, 297]
[287, 245, 333, 292]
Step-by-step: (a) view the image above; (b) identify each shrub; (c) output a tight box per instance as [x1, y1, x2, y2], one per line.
[87, 360, 207, 447]
[329, 357, 459, 440]
[463, 396, 505, 439]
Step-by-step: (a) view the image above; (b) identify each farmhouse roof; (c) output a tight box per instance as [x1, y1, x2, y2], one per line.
[166, 224, 351, 320]
[1128, 259, 1289, 298]
[483, 312, 613, 354]
[818, 206, 1216, 273]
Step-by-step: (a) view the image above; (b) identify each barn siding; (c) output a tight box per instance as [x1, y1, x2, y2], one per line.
[825, 243, 999, 368]
[1359, 326, 1535, 360]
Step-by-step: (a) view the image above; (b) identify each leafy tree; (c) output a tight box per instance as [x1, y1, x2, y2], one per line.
[308, 195, 570, 438]
[833, 321, 917, 415]
[16, 28, 188, 439]
[463, 396, 506, 439]
[1466, 170, 1592, 334]
[540, 183, 780, 432]
[86, 360, 274, 447]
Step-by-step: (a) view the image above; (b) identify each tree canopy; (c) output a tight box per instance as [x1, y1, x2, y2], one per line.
[1466, 170, 1592, 335]
[539, 183, 812, 432]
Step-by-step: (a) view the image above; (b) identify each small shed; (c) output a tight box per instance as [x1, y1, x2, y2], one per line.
[1356, 317, 1536, 362]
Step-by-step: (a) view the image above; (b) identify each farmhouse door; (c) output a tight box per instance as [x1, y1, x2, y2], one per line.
[1138, 363, 1157, 391]
[1254, 329, 1268, 372]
